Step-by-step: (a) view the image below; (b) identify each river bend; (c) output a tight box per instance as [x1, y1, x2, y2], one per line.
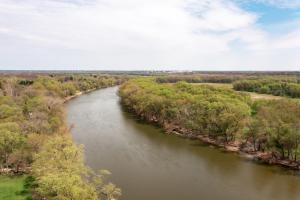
[66, 87, 300, 200]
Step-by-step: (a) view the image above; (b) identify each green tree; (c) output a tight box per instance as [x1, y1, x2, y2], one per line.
[32, 136, 121, 200]
[255, 100, 300, 160]
[0, 122, 25, 169]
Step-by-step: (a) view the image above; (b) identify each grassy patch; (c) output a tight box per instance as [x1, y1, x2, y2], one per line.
[0, 175, 32, 200]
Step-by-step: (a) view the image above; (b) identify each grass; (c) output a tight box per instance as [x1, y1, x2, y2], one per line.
[0, 175, 32, 200]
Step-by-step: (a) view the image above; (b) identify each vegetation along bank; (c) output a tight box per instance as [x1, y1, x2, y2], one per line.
[119, 78, 300, 170]
[0, 74, 125, 200]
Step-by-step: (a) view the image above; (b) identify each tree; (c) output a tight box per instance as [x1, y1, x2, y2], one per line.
[244, 118, 267, 151]
[254, 100, 300, 160]
[206, 100, 250, 143]
[0, 122, 25, 169]
[32, 136, 121, 200]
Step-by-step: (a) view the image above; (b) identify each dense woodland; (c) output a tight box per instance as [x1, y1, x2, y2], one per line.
[0, 74, 124, 200]
[119, 78, 300, 166]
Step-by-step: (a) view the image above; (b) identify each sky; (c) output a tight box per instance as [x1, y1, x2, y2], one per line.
[0, 0, 300, 71]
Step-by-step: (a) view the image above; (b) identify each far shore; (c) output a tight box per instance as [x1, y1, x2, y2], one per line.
[127, 111, 300, 171]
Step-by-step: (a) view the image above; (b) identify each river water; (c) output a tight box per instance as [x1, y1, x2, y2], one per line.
[66, 87, 300, 200]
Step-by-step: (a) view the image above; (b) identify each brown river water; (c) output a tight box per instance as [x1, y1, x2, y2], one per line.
[66, 87, 300, 200]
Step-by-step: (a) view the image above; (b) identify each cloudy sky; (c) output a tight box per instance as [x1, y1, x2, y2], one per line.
[0, 0, 300, 70]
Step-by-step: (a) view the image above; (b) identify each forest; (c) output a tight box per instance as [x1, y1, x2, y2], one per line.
[0, 74, 124, 200]
[119, 77, 300, 168]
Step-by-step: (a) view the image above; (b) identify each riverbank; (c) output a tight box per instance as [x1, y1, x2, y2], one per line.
[130, 111, 300, 170]
[0, 88, 101, 176]
[0, 75, 124, 200]
[63, 88, 97, 103]
[169, 126, 300, 170]
[119, 78, 300, 171]
[0, 88, 98, 175]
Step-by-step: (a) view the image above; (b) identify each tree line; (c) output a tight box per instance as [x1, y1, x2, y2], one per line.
[233, 79, 300, 98]
[0, 74, 124, 200]
[119, 78, 300, 164]
[156, 75, 240, 83]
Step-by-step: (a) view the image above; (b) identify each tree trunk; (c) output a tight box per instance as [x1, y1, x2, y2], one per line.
[281, 148, 285, 159]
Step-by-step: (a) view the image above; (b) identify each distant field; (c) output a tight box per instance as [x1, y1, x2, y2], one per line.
[192, 83, 283, 100]
[0, 176, 31, 200]
[243, 92, 283, 100]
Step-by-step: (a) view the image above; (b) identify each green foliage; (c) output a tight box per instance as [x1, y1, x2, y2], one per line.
[0, 123, 25, 169]
[119, 78, 251, 143]
[61, 82, 77, 96]
[32, 136, 97, 200]
[252, 99, 300, 160]
[32, 136, 121, 200]
[32, 75, 122, 97]
[0, 97, 22, 122]
[0, 74, 124, 199]
[233, 79, 300, 98]
[156, 75, 240, 84]
[18, 80, 34, 86]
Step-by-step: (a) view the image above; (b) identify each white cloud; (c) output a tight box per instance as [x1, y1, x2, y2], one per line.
[0, 0, 299, 70]
[236, 0, 300, 8]
[186, 0, 257, 31]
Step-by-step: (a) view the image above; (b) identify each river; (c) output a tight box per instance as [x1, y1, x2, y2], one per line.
[66, 87, 300, 200]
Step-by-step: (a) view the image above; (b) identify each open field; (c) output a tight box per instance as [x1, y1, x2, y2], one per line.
[243, 92, 283, 100]
[0, 176, 31, 200]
